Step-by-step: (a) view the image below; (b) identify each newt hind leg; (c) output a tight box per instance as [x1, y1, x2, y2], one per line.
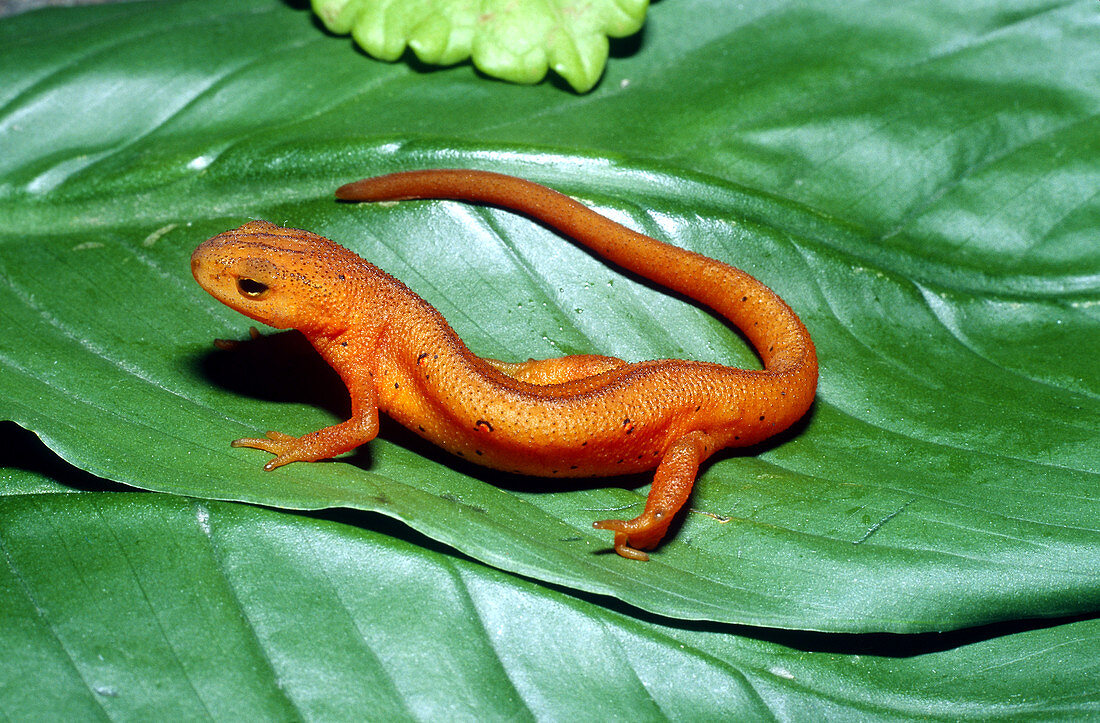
[593, 431, 712, 561]
[484, 354, 626, 386]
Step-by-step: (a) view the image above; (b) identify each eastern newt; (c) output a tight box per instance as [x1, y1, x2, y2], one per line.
[191, 169, 818, 560]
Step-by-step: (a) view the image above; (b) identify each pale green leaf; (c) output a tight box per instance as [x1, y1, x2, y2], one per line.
[309, 0, 649, 91]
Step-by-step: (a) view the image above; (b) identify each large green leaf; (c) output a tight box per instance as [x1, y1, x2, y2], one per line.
[3, 439, 1098, 718]
[1, 0, 1097, 645]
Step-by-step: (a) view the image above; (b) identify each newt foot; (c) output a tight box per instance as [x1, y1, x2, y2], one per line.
[593, 509, 673, 561]
[232, 431, 302, 470]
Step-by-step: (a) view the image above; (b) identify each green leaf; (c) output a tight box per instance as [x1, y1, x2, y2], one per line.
[2, 449, 1097, 719]
[1, 0, 1098, 643]
[309, 0, 649, 92]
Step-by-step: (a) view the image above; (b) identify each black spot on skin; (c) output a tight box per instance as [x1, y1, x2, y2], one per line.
[476, 420, 494, 432]
[417, 352, 428, 365]
[417, 425, 425, 432]
[759, 415, 765, 421]
[475, 450, 483, 456]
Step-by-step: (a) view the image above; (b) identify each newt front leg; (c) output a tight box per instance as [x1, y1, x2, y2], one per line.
[234, 380, 380, 470]
[233, 412, 379, 470]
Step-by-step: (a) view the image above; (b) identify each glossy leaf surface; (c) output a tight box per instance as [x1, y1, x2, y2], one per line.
[0, 0, 1097, 640]
[2, 447, 1097, 718]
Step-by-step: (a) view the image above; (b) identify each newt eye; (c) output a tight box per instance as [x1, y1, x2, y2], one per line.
[237, 278, 269, 298]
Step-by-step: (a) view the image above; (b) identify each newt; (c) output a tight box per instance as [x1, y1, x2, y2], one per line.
[191, 169, 818, 560]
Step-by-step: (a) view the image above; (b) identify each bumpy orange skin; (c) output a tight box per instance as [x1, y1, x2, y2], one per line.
[191, 170, 818, 560]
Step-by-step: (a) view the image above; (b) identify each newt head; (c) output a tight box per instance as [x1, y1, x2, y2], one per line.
[191, 220, 363, 333]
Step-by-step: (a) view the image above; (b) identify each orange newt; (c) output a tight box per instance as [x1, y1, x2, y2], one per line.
[191, 170, 818, 560]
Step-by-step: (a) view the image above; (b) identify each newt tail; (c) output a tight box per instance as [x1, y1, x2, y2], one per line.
[336, 171, 814, 378]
